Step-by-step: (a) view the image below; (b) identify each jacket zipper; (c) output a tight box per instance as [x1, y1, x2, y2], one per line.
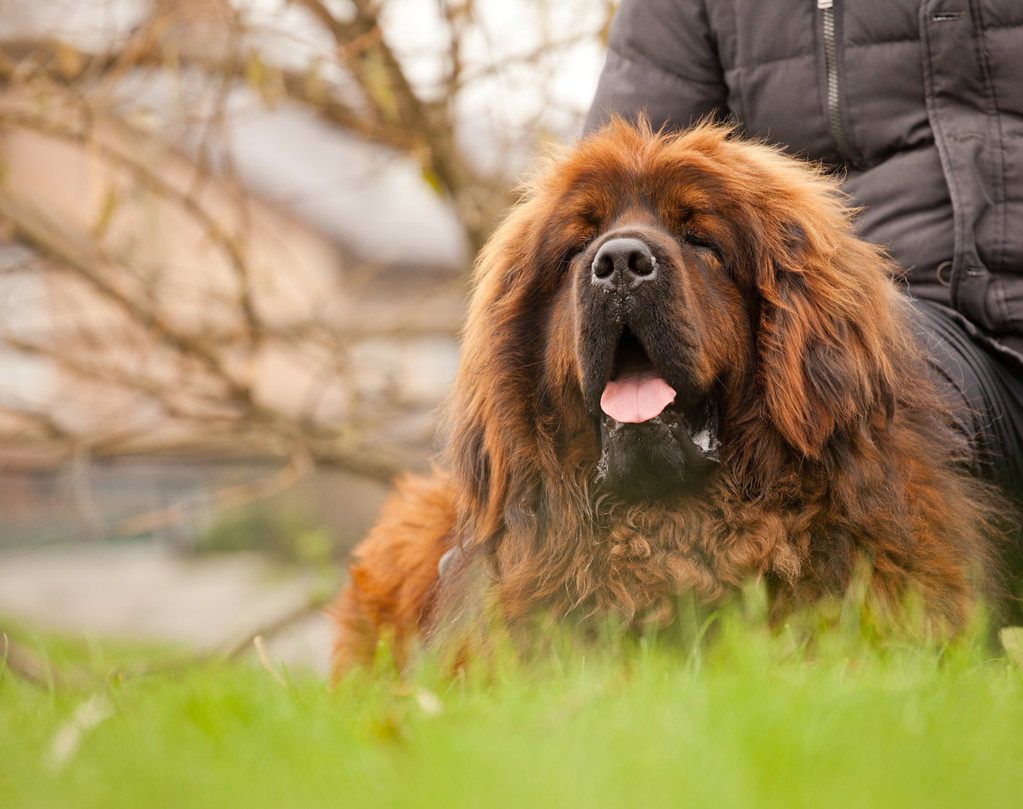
[818, 0, 855, 164]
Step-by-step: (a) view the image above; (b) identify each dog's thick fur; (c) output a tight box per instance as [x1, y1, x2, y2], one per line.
[329, 122, 1003, 680]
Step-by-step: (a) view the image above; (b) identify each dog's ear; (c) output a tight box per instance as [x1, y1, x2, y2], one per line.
[754, 216, 902, 459]
[442, 200, 552, 544]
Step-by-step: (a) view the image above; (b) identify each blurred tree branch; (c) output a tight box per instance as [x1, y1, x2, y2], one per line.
[0, 0, 609, 499]
[0, 0, 513, 252]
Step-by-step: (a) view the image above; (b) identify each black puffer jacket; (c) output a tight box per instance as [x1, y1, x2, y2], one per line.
[584, 0, 1023, 357]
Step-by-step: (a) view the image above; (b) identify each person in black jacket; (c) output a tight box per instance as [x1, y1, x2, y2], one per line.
[584, 0, 1023, 506]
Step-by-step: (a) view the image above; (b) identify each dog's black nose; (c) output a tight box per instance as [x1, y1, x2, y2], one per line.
[591, 238, 657, 290]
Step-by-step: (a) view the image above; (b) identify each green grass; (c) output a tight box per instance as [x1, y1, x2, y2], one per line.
[3, 611, 1023, 809]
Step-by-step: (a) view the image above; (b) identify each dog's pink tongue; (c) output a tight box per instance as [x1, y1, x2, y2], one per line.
[600, 369, 676, 424]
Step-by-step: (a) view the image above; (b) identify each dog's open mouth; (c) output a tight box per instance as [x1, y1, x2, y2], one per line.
[595, 328, 720, 498]
[600, 329, 677, 424]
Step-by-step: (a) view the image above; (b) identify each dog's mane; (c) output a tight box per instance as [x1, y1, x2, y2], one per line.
[436, 122, 1002, 633]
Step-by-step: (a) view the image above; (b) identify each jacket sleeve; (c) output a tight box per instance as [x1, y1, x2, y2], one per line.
[583, 0, 728, 135]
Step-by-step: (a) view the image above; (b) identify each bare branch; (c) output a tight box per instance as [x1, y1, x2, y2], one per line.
[0, 1, 596, 490]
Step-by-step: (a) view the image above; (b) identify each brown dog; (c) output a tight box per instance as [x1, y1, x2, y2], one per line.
[329, 122, 1003, 681]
